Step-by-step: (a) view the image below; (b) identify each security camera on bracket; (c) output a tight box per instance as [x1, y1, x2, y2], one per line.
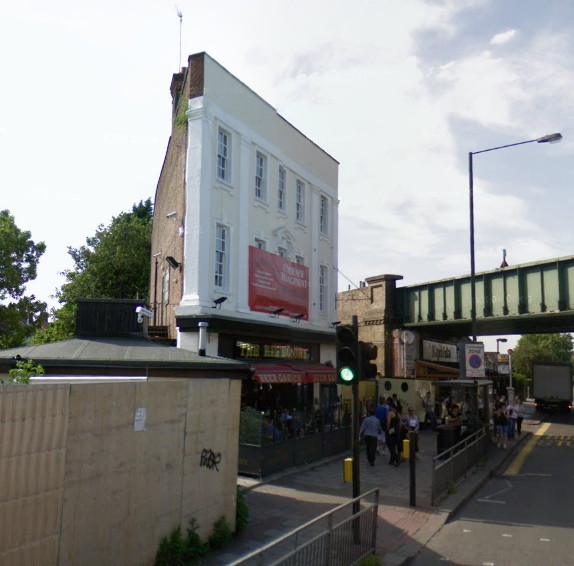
[135, 306, 154, 324]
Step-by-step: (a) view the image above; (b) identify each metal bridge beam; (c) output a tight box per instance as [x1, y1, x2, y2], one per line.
[396, 255, 574, 337]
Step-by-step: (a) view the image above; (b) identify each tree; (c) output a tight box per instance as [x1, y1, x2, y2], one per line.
[31, 200, 153, 343]
[0, 210, 47, 348]
[511, 333, 573, 395]
[2, 358, 45, 385]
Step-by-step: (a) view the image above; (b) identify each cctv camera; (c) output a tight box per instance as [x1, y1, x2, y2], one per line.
[135, 306, 154, 324]
[166, 211, 177, 219]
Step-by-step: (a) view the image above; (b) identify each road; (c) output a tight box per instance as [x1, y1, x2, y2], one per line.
[409, 407, 574, 566]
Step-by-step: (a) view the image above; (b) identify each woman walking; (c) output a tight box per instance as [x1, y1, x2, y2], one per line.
[495, 402, 509, 449]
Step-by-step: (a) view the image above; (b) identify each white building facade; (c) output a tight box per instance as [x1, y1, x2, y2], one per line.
[150, 53, 339, 411]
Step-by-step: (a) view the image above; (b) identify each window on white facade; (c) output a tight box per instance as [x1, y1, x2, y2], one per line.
[255, 238, 266, 250]
[255, 152, 267, 201]
[296, 180, 305, 222]
[278, 247, 287, 258]
[295, 255, 305, 265]
[215, 224, 228, 289]
[278, 166, 286, 211]
[217, 129, 231, 182]
[320, 195, 329, 235]
[319, 265, 328, 312]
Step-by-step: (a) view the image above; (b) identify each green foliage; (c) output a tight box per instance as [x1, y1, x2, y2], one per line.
[154, 520, 207, 566]
[155, 527, 187, 566]
[30, 302, 76, 344]
[0, 210, 47, 348]
[208, 516, 233, 550]
[511, 334, 573, 395]
[235, 488, 249, 535]
[4, 358, 44, 385]
[174, 98, 188, 128]
[33, 200, 153, 342]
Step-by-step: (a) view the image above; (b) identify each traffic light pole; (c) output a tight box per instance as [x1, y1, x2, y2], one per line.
[351, 316, 360, 502]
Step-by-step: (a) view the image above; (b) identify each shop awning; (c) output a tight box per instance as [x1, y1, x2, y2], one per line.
[415, 360, 460, 379]
[250, 363, 304, 384]
[287, 363, 337, 384]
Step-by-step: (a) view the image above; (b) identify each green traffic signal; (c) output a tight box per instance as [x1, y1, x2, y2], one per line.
[339, 366, 355, 383]
[336, 324, 359, 385]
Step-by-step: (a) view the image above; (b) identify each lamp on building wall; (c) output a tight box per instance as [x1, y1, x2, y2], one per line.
[271, 308, 284, 318]
[166, 256, 181, 269]
[468, 132, 562, 341]
[331, 321, 341, 327]
[292, 314, 304, 323]
[212, 297, 227, 308]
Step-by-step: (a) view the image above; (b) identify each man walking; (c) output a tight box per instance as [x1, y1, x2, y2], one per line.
[360, 408, 383, 466]
[423, 391, 437, 430]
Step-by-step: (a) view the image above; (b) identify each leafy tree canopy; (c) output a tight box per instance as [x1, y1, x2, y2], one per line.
[0, 210, 47, 348]
[511, 333, 573, 381]
[31, 199, 153, 344]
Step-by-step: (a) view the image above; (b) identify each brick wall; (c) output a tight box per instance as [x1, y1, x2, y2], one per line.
[337, 274, 403, 379]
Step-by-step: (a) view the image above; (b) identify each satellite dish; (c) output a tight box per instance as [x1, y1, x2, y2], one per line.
[400, 331, 414, 344]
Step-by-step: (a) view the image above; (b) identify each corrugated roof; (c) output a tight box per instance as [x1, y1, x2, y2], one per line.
[0, 337, 249, 372]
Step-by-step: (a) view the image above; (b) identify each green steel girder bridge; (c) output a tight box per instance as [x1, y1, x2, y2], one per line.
[396, 255, 574, 338]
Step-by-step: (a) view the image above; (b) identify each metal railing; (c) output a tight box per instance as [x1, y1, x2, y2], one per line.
[226, 489, 379, 566]
[431, 427, 489, 505]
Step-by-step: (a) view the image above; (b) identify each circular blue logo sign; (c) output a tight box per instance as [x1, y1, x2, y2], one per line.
[468, 354, 482, 369]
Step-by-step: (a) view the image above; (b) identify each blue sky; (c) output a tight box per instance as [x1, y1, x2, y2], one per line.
[2, 0, 572, 351]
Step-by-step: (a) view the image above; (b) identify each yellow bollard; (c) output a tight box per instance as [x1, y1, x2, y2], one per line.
[343, 458, 353, 482]
[403, 438, 410, 460]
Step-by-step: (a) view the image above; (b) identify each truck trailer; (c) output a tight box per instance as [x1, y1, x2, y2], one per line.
[532, 362, 573, 412]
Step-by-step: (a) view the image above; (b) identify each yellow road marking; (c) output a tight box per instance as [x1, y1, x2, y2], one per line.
[504, 422, 551, 476]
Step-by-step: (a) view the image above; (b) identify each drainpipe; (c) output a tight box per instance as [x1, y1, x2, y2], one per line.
[198, 322, 208, 356]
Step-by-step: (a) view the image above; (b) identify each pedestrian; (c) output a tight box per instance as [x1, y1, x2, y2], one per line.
[512, 396, 524, 436]
[391, 393, 403, 414]
[422, 391, 436, 430]
[360, 408, 383, 466]
[375, 397, 389, 453]
[495, 402, 509, 449]
[403, 407, 420, 452]
[386, 405, 403, 467]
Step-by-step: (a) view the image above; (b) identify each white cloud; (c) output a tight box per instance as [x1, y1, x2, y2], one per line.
[490, 28, 517, 45]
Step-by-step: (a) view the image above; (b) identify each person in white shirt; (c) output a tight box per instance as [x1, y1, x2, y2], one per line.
[403, 408, 420, 452]
[360, 408, 383, 466]
[510, 397, 524, 436]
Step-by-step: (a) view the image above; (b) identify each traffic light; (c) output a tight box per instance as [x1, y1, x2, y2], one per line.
[359, 341, 378, 380]
[336, 324, 359, 385]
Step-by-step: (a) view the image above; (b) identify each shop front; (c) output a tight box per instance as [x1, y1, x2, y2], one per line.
[232, 338, 348, 477]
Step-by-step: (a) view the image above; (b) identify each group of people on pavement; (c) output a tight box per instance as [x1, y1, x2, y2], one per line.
[359, 395, 420, 467]
[491, 394, 524, 448]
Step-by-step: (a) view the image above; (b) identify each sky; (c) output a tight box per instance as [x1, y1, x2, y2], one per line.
[2, 0, 573, 353]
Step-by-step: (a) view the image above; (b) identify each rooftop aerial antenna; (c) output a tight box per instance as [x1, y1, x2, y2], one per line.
[175, 5, 183, 69]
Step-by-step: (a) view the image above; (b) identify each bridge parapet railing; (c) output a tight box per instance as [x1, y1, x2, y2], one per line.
[226, 488, 379, 566]
[431, 427, 489, 505]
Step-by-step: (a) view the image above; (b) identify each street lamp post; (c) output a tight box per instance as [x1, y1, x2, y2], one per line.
[496, 338, 507, 354]
[468, 133, 562, 341]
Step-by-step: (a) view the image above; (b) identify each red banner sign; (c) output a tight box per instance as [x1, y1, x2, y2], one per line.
[249, 246, 309, 320]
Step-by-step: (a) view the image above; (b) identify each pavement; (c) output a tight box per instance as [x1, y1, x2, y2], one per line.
[203, 408, 541, 566]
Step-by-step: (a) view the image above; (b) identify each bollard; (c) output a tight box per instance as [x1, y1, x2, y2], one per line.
[403, 438, 410, 460]
[343, 458, 353, 482]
